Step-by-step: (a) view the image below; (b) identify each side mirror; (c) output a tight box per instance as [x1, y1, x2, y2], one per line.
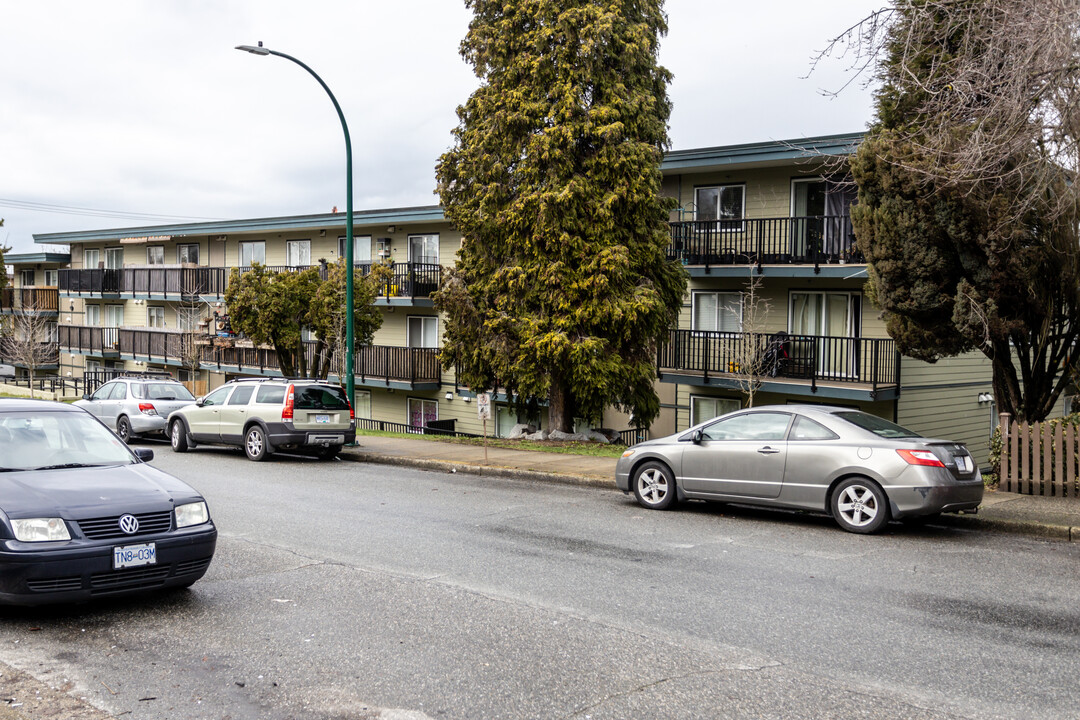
[82, 394, 90, 400]
[693, 429, 704, 445]
[133, 448, 154, 462]
[195, 397, 206, 407]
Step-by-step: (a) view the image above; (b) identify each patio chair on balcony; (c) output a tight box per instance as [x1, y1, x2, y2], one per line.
[761, 331, 790, 378]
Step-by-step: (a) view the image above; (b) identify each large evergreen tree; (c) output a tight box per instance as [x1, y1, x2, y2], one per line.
[435, 0, 686, 432]
[850, 0, 1080, 422]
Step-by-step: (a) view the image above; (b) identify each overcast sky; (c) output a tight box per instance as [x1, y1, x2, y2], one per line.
[0, 1, 882, 255]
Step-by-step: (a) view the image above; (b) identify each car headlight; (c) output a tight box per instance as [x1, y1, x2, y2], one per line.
[12, 518, 71, 542]
[175, 502, 209, 528]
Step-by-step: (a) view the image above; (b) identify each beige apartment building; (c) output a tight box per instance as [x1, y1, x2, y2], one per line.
[5, 134, 1006, 462]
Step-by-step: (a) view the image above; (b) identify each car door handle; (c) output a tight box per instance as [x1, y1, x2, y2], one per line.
[757, 446, 781, 454]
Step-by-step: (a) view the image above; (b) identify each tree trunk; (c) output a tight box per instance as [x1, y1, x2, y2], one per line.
[548, 377, 574, 434]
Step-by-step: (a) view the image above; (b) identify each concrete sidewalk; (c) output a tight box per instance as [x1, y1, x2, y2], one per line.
[341, 435, 1080, 541]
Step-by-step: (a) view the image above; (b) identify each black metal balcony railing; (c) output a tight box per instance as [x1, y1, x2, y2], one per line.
[123, 267, 228, 298]
[0, 287, 60, 313]
[668, 215, 862, 270]
[59, 263, 442, 300]
[658, 329, 899, 395]
[59, 268, 228, 298]
[200, 340, 441, 385]
[356, 262, 441, 299]
[58, 325, 121, 355]
[354, 345, 441, 384]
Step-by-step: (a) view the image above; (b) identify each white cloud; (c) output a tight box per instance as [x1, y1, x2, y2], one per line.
[0, 0, 880, 253]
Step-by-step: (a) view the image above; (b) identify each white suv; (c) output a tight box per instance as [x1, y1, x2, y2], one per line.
[166, 378, 355, 461]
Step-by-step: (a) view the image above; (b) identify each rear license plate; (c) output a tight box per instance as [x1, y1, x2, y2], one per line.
[956, 456, 973, 473]
[315, 414, 330, 423]
[113, 542, 156, 569]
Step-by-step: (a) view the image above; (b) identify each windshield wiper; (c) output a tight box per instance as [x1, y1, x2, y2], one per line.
[33, 463, 109, 471]
[0, 467, 26, 473]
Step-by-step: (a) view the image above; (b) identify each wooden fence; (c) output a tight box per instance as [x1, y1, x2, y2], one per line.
[998, 413, 1080, 497]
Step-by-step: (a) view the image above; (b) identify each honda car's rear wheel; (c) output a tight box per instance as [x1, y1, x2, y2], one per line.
[832, 478, 888, 534]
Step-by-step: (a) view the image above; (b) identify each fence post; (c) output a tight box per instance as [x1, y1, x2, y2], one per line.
[999, 412, 1012, 491]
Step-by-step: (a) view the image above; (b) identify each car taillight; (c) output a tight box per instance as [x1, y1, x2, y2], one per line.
[282, 384, 295, 421]
[138, 403, 157, 415]
[896, 449, 945, 467]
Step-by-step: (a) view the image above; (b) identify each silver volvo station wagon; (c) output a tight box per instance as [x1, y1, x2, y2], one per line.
[615, 405, 983, 533]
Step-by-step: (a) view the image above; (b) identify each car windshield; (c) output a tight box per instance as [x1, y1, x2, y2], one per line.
[0, 411, 137, 472]
[135, 383, 195, 401]
[833, 411, 923, 439]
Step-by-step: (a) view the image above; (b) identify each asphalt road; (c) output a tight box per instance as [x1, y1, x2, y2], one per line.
[1, 445, 1078, 719]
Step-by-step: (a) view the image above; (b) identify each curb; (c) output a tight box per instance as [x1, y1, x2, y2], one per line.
[342, 450, 1077, 541]
[343, 451, 615, 489]
[934, 513, 1078, 542]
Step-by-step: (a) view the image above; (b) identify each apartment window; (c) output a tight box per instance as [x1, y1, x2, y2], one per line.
[105, 305, 124, 327]
[84, 249, 100, 269]
[147, 246, 165, 265]
[789, 292, 860, 338]
[790, 291, 862, 378]
[43, 270, 57, 286]
[695, 184, 744, 231]
[19, 270, 34, 287]
[85, 305, 101, 326]
[178, 306, 202, 331]
[408, 398, 438, 429]
[178, 244, 200, 264]
[286, 240, 311, 267]
[353, 390, 372, 420]
[339, 235, 372, 264]
[105, 247, 124, 269]
[409, 234, 439, 264]
[691, 396, 741, 426]
[44, 322, 58, 343]
[147, 307, 165, 329]
[239, 241, 266, 267]
[407, 316, 438, 348]
[692, 292, 742, 333]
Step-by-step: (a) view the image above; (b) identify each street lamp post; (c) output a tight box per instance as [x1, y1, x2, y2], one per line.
[235, 41, 356, 414]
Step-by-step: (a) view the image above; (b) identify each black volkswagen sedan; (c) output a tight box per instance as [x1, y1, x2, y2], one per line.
[0, 399, 216, 605]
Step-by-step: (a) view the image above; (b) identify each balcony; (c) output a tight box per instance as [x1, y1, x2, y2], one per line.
[57, 263, 441, 305]
[59, 267, 228, 300]
[59, 325, 121, 357]
[657, 329, 900, 401]
[0, 287, 59, 314]
[357, 262, 441, 306]
[667, 215, 862, 274]
[200, 341, 441, 390]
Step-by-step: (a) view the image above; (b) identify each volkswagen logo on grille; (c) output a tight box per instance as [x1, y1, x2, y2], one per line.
[118, 514, 140, 535]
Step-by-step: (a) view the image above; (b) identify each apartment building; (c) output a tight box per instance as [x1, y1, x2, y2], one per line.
[0, 251, 68, 377]
[15, 134, 1003, 462]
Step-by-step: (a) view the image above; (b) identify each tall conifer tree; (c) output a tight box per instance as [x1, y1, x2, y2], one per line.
[436, 0, 686, 432]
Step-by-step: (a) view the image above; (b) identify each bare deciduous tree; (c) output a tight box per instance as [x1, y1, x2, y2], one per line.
[729, 261, 773, 409]
[2, 295, 56, 399]
[816, 0, 1080, 228]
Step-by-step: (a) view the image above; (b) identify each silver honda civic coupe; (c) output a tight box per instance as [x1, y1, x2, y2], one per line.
[615, 405, 983, 533]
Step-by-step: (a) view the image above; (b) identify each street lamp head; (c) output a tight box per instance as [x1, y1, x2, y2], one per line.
[235, 42, 270, 56]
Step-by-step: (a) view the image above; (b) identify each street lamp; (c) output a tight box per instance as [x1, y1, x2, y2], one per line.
[235, 41, 357, 415]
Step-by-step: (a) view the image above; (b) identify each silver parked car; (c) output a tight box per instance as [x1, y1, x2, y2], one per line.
[74, 377, 197, 443]
[616, 405, 983, 533]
